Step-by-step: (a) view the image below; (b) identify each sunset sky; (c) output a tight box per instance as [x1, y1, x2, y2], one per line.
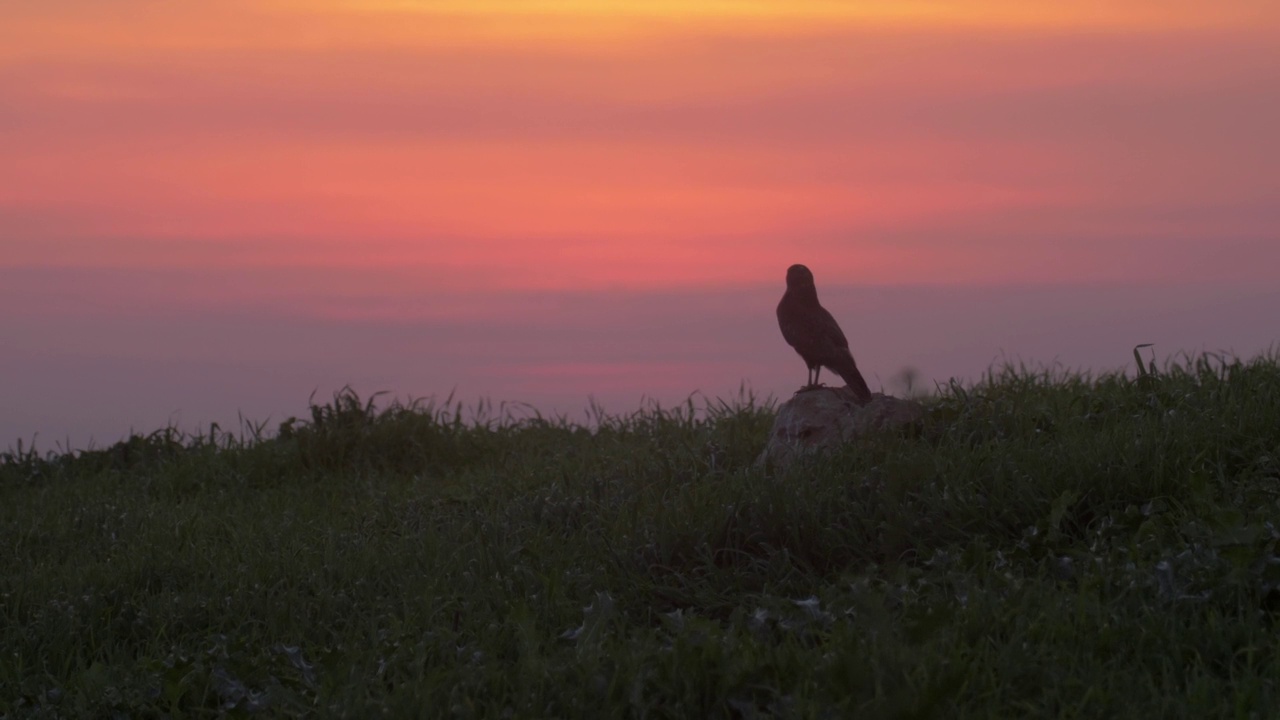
[2, 1, 1278, 447]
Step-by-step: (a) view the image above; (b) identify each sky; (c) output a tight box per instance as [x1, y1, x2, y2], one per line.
[2, 1, 1278, 448]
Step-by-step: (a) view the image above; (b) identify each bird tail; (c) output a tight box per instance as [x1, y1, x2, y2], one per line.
[832, 356, 873, 403]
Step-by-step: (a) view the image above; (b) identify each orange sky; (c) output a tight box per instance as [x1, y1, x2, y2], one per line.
[2, 1, 1279, 445]
[4, 0, 1278, 292]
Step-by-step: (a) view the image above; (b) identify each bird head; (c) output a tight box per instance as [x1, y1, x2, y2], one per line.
[785, 264, 815, 290]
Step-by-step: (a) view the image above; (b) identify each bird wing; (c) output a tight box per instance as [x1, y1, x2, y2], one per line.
[816, 305, 850, 351]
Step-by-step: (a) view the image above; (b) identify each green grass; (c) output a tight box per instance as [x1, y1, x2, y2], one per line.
[4, 352, 1280, 718]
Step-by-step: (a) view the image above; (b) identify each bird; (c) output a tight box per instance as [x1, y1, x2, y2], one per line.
[776, 263, 873, 403]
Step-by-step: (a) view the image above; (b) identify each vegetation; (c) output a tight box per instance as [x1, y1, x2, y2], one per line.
[3, 352, 1280, 718]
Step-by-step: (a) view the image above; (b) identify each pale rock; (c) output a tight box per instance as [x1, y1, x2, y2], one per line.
[757, 387, 925, 469]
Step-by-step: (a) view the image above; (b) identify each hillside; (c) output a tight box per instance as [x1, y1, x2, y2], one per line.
[3, 353, 1280, 717]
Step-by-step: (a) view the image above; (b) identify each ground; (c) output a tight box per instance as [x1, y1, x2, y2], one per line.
[3, 354, 1279, 717]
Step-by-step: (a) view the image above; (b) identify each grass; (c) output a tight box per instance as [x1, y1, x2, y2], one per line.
[3, 352, 1280, 718]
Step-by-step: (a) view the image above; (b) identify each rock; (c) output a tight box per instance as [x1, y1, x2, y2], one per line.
[757, 387, 926, 470]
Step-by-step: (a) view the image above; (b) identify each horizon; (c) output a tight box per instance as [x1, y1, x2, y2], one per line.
[3, 1, 1278, 449]
[6, 279, 1277, 451]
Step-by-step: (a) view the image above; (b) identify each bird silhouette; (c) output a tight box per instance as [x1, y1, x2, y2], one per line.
[776, 264, 872, 403]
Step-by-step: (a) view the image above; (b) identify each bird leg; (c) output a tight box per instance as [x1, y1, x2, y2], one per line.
[798, 365, 825, 392]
